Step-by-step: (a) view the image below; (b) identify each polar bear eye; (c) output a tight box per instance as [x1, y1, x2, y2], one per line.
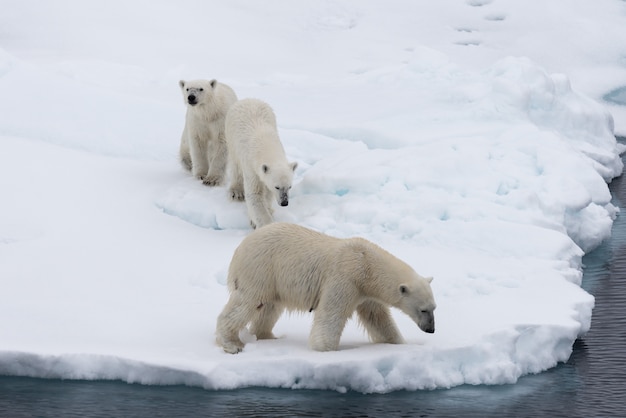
[275, 186, 280, 190]
[199, 88, 204, 92]
[400, 285, 408, 294]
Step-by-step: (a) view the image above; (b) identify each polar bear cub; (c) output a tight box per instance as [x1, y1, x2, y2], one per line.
[225, 98, 297, 228]
[216, 222, 436, 354]
[179, 79, 237, 186]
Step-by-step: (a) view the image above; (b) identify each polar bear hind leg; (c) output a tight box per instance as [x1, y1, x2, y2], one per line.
[249, 302, 283, 339]
[216, 293, 256, 354]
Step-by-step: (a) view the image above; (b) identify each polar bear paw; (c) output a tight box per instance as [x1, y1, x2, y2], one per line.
[202, 174, 223, 187]
[222, 343, 244, 354]
[229, 187, 245, 201]
[217, 336, 245, 354]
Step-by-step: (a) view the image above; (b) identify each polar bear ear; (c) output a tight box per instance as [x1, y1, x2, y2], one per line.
[179, 80, 185, 89]
[290, 161, 298, 172]
[262, 164, 269, 174]
[210, 79, 217, 89]
[426, 276, 434, 283]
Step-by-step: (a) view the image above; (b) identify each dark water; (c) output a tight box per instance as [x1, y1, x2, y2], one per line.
[1, 140, 626, 418]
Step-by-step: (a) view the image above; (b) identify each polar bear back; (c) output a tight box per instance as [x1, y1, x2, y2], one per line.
[226, 222, 430, 312]
[225, 98, 288, 168]
[227, 223, 344, 311]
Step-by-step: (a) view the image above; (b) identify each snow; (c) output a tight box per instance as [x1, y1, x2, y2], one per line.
[1, 0, 626, 393]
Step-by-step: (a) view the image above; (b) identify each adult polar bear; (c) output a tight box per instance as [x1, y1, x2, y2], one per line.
[216, 223, 436, 354]
[225, 98, 297, 228]
[179, 79, 237, 186]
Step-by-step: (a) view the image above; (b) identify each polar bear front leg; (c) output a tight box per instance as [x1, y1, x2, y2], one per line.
[179, 127, 193, 171]
[228, 156, 245, 201]
[189, 133, 209, 181]
[262, 186, 275, 216]
[309, 286, 354, 351]
[244, 174, 274, 228]
[356, 300, 405, 344]
[203, 135, 227, 186]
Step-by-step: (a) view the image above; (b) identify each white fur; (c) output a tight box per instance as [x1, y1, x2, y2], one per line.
[179, 79, 237, 186]
[216, 223, 436, 354]
[225, 98, 297, 228]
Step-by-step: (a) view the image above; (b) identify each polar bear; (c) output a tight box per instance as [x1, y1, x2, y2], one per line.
[216, 223, 436, 354]
[179, 79, 237, 186]
[225, 98, 297, 228]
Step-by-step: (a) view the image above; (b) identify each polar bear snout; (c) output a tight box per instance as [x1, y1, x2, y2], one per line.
[418, 311, 435, 334]
[187, 95, 197, 105]
[276, 189, 290, 206]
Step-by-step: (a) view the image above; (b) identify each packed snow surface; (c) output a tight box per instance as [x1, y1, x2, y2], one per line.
[1, 0, 626, 393]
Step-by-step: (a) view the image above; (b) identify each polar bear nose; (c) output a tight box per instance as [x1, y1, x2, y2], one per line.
[279, 191, 289, 206]
[188, 95, 197, 105]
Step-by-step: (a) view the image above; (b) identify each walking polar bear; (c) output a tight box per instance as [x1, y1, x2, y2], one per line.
[216, 223, 436, 354]
[179, 79, 237, 186]
[225, 98, 297, 229]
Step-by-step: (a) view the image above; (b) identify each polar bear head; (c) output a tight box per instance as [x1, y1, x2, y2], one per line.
[261, 162, 298, 206]
[179, 79, 217, 107]
[397, 274, 436, 334]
